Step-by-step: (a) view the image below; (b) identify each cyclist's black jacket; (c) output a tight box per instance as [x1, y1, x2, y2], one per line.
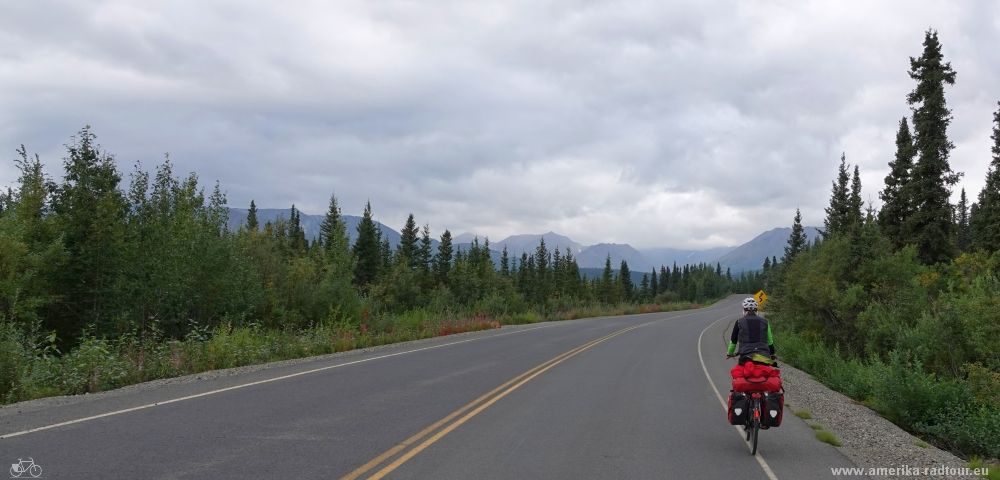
[729, 313, 775, 357]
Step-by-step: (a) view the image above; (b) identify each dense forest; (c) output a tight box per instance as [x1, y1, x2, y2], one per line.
[0, 128, 765, 403]
[771, 31, 999, 459]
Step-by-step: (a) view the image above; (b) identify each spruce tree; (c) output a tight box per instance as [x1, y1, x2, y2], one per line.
[319, 194, 341, 249]
[434, 229, 453, 285]
[823, 154, 851, 237]
[600, 255, 615, 303]
[320, 194, 351, 264]
[500, 245, 510, 276]
[352, 201, 381, 287]
[51, 126, 127, 336]
[783, 208, 807, 264]
[619, 260, 633, 301]
[659, 265, 669, 293]
[970, 102, 1000, 252]
[247, 199, 259, 232]
[848, 165, 863, 228]
[649, 268, 658, 297]
[906, 30, 960, 263]
[288, 205, 307, 252]
[956, 188, 971, 253]
[397, 213, 419, 268]
[879, 118, 917, 247]
[418, 224, 432, 277]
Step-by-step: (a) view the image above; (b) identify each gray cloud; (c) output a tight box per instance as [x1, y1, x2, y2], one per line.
[1, 0, 999, 249]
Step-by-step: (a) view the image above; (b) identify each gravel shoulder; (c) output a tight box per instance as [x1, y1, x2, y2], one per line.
[780, 363, 981, 480]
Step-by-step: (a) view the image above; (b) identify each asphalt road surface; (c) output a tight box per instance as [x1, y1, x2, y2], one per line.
[2, 295, 861, 479]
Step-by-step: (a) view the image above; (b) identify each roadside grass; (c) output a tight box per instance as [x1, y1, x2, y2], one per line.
[914, 440, 929, 448]
[969, 458, 1000, 480]
[815, 429, 843, 447]
[0, 299, 715, 405]
[809, 424, 823, 430]
[794, 409, 813, 419]
[778, 330, 1000, 459]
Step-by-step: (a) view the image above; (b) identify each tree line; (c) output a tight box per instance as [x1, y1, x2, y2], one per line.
[0, 132, 761, 352]
[771, 30, 999, 458]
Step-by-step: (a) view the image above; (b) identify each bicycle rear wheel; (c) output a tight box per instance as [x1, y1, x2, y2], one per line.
[751, 420, 759, 455]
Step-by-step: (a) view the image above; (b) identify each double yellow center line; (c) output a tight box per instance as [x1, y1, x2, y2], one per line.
[340, 321, 654, 480]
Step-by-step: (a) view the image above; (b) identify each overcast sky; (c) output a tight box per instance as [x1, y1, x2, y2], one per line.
[1, 1, 998, 249]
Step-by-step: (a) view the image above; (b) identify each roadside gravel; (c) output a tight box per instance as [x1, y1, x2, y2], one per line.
[781, 363, 981, 480]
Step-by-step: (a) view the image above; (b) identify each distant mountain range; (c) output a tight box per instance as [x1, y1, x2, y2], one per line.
[227, 207, 819, 273]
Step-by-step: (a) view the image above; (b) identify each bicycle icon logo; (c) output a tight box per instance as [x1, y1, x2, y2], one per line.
[9, 458, 42, 478]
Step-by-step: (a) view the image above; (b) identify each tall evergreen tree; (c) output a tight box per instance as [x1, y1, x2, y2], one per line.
[879, 118, 917, 247]
[848, 165, 864, 228]
[534, 239, 550, 302]
[956, 188, 971, 253]
[352, 201, 381, 288]
[434, 229, 453, 285]
[288, 205, 307, 252]
[823, 153, 851, 237]
[600, 255, 615, 303]
[319, 193, 351, 269]
[783, 208, 807, 264]
[417, 224, 432, 277]
[619, 260, 633, 301]
[397, 213, 419, 268]
[246, 199, 259, 232]
[906, 30, 960, 263]
[649, 268, 658, 297]
[970, 102, 1000, 252]
[500, 245, 510, 276]
[51, 127, 127, 336]
[659, 265, 669, 293]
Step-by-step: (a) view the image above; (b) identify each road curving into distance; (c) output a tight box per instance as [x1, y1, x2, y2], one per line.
[1, 295, 860, 479]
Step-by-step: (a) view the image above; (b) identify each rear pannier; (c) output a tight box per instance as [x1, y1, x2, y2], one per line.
[728, 391, 749, 425]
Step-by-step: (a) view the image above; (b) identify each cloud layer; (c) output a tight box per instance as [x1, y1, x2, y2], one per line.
[2, 1, 998, 248]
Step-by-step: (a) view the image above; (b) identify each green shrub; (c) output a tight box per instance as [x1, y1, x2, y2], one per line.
[0, 323, 27, 402]
[59, 336, 132, 393]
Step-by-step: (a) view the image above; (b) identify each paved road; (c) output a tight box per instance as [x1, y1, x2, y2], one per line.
[1, 296, 859, 479]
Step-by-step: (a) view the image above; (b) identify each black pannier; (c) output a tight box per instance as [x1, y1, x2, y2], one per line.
[761, 391, 784, 427]
[728, 391, 749, 425]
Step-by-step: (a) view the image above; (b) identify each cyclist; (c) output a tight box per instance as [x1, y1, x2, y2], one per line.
[726, 297, 776, 366]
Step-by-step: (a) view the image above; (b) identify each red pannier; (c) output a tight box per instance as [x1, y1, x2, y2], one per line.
[730, 362, 782, 392]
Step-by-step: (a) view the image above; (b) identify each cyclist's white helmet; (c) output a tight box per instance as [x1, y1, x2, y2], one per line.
[742, 297, 758, 311]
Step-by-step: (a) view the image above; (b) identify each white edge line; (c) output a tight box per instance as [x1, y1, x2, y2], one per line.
[2, 307, 706, 440]
[697, 313, 780, 480]
[1, 323, 555, 439]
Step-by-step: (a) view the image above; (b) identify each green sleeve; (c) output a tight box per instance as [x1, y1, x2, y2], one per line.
[727, 342, 737, 355]
[767, 324, 774, 345]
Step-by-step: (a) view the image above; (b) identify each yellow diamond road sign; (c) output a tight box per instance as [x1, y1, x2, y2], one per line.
[754, 290, 768, 306]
